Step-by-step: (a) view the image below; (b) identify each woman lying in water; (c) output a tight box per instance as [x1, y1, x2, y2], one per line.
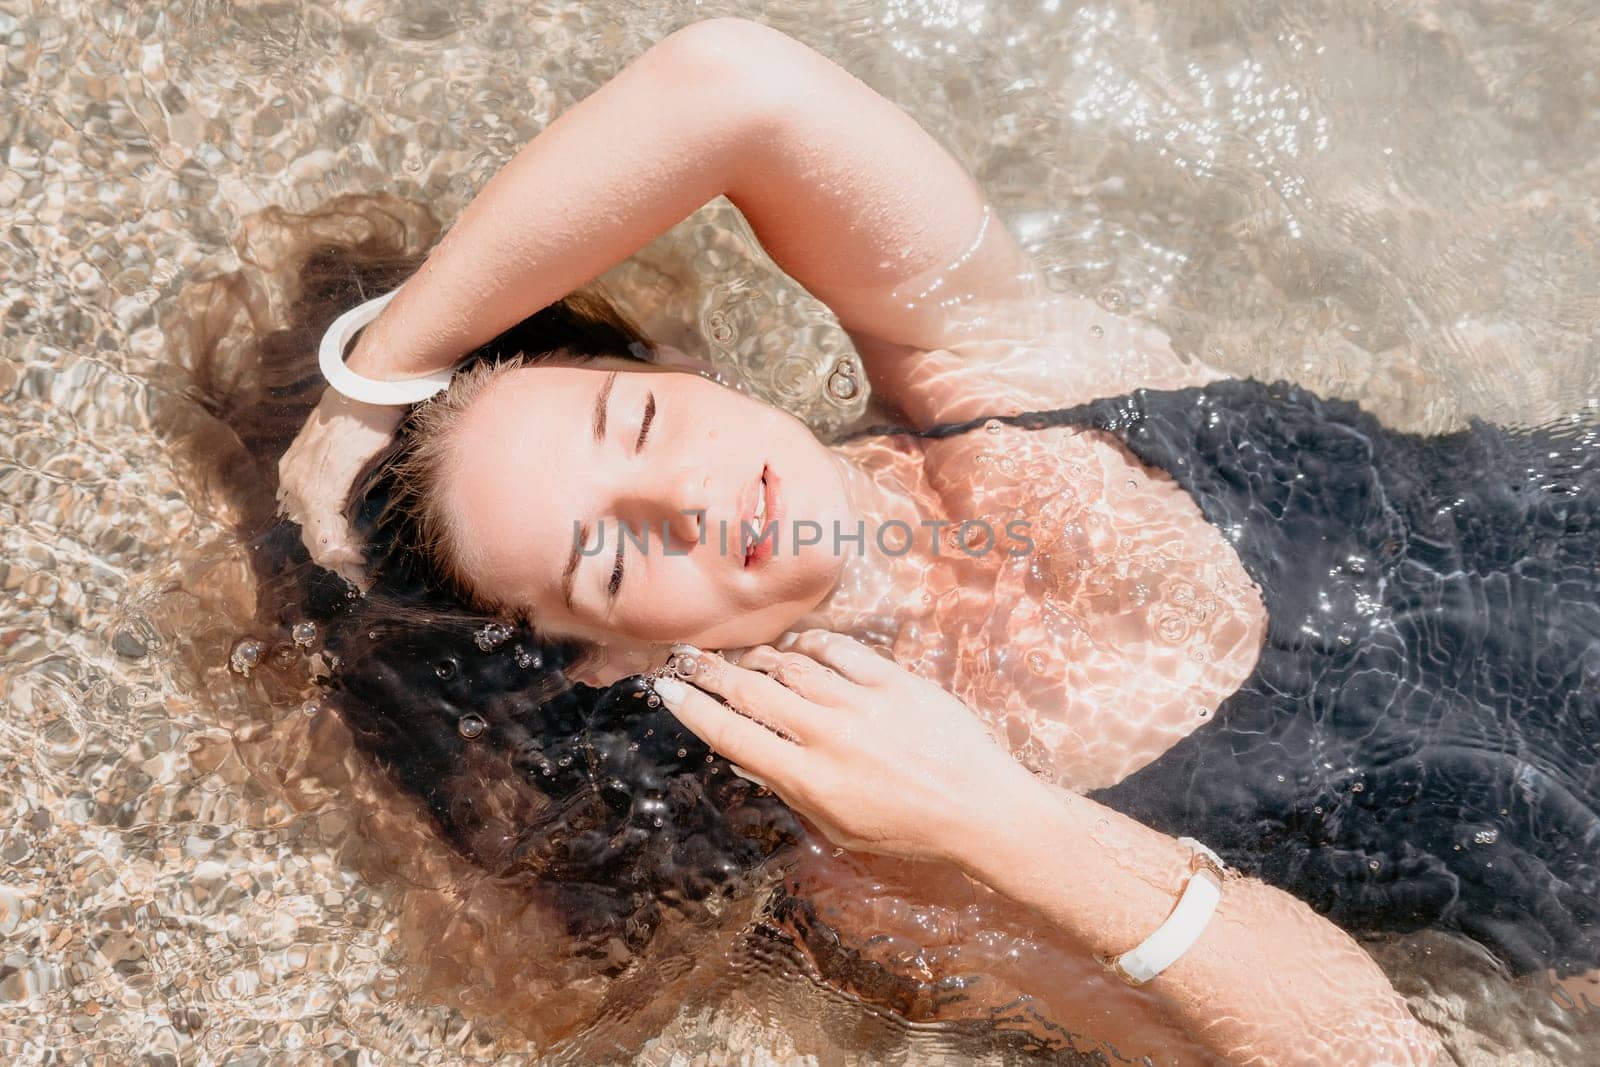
[213, 15, 1600, 1063]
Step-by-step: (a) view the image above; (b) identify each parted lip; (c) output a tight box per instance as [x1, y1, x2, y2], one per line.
[737, 466, 762, 535]
[738, 464, 776, 568]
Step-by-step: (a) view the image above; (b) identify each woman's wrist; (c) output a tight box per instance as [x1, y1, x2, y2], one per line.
[943, 768, 1201, 952]
[342, 321, 402, 379]
[941, 761, 1061, 875]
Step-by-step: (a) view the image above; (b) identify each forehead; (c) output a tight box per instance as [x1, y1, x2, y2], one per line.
[442, 359, 655, 612]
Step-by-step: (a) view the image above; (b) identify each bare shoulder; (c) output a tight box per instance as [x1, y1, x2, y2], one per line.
[857, 292, 1227, 431]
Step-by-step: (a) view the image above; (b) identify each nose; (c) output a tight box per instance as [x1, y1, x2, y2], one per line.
[619, 466, 706, 549]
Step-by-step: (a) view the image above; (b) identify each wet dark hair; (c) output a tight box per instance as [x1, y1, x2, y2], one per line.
[182, 195, 801, 972]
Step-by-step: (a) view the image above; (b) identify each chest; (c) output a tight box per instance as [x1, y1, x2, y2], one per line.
[869, 424, 1269, 790]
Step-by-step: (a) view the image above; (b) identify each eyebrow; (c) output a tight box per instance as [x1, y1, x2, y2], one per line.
[592, 370, 617, 443]
[561, 521, 587, 613]
[565, 372, 621, 611]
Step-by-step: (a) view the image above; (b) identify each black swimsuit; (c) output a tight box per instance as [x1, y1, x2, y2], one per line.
[862, 378, 1600, 977]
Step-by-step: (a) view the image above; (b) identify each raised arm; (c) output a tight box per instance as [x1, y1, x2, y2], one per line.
[350, 16, 1034, 381]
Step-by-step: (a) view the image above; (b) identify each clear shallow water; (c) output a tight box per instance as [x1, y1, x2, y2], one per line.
[3, 0, 1599, 1062]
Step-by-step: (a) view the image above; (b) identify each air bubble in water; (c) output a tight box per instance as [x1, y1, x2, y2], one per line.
[646, 694, 661, 708]
[458, 714, 487, 739]
[1156, 613, 1189, 643]
[676, 748, 687, 758]
[1473, 828, 1499, 845]
[1090, 324, 1105, 339]
[1350, 781, 1365, 793]
[1368, 858, 1381, 871]
[826, 368, 860, 400]
[984, 419, 1003, 434]
[291, 621, 317, 647]
[229, 638, 264, 676]
[475, 622, 513, 651]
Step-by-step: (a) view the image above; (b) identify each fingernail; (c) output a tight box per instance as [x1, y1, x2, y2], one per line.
[730, 764, 770, 789]
[651, 675, 687, 707]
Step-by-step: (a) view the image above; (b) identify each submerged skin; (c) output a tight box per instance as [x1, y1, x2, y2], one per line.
[277, 18, 1454, 1064]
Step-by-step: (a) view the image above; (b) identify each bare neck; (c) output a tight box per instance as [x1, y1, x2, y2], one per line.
[794, 441, 949, 642]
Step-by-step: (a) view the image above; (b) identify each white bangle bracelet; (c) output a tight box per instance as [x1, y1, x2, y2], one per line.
[318, 289, 457, 406]
[1102, 836, 1227, 986]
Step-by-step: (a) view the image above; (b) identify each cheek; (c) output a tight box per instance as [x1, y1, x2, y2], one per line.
[601, 559, 732, 642]
[607, 556, 818, 645]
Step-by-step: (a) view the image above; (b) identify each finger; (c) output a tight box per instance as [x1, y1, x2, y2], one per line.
[333, 560, 373, 594]
[651, 675, 799, 776]
[729, 763, 772, 790]
[665, 646, 816, 742]
[774, 629, 900, 687]
[733, 645, 856, 707]
[275, 484, 302, 525]
[302, 515, 362, 569]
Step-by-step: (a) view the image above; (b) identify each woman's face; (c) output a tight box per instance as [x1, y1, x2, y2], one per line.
[444, 357, 854, 652]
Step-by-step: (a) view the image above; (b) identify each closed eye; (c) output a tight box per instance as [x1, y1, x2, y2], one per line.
[634, 391, 655, 452]
[608, 535, 624, 599]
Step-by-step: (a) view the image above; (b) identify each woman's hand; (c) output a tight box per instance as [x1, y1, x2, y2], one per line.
[276, 386, 404, 587]
[651, 630, 1043, 863]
